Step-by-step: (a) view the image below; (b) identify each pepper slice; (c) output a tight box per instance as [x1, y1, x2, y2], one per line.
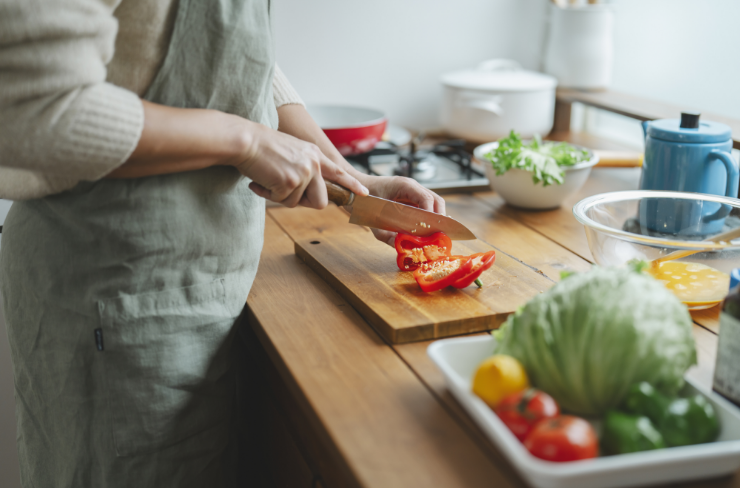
[452, 251, 496, 289]
[394, 232, 452, 271]
[413, 256, 473, 293]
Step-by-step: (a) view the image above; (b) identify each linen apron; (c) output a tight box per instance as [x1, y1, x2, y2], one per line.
[0, 0, 277, 486]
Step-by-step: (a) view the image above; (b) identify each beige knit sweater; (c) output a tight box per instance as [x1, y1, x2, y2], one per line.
[0, 0, 303, 200]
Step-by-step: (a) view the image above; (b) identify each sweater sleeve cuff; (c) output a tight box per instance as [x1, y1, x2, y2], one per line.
[52, 82, 144, 182]
[272, 64, 304, 108]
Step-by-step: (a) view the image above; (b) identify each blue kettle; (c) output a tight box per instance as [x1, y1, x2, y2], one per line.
[639, 112, 739, 235]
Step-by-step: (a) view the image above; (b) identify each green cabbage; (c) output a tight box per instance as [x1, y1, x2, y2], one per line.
[493, 266, 697, 417]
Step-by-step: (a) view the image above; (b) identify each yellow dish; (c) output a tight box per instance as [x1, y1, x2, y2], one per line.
[647, 261, 730, 310]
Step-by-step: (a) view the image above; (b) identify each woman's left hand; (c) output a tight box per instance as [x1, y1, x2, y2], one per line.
[358, 175, 446, 246]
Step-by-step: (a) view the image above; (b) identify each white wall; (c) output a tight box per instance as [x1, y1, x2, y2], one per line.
[274, 0, 740, 130]
[611, 0, 740, 120]
[273, 0, 549, 130]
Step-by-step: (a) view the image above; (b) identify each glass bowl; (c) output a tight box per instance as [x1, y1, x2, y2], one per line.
[573, 191, 740, 310]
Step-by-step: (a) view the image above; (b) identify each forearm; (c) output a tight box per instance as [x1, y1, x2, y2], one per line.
[107, 100, 247, 178]
[276, 104, 370, 186]
[108, 99, 367, 210]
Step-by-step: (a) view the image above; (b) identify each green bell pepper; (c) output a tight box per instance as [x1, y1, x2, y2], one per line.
[602, 411, 665, 455]
[660, 395, 720, 447]
[621, 382, 668, 423]
[621, 382, 720, 447]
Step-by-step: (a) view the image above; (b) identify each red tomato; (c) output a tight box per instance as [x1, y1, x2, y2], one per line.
[495, 389, 560, 442]
[524, 416, 598, 462]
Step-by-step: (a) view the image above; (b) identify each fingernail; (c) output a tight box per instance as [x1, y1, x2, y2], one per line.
[361, 186, 369, 195]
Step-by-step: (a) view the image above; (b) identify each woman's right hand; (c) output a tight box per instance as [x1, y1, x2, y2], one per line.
[231, 122, 368, 209]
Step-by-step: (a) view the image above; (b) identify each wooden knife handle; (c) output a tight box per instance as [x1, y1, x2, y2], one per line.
[325, 181, 355, 206]
[593, 150, 644, 168]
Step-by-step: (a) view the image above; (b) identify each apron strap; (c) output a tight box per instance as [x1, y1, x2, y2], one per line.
[143, 0, 278, 130]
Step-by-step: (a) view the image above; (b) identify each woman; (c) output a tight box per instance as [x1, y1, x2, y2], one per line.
[0, 0, 445, 486]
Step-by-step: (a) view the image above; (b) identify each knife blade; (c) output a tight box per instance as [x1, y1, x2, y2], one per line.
[325, 181, 476, 240]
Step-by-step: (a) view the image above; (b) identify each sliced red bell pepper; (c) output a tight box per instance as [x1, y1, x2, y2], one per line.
[394, 232, 452, 271]
[412, 255, 473, 293]
[452, 251, 496, 288]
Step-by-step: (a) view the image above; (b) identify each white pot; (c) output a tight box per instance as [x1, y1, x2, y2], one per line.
[440, 59, 557, 143]
[473, 141, 599, 210]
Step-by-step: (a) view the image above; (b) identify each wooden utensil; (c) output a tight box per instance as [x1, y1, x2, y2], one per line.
[651, 226, 740, 266]
[593, 150, 643, 168]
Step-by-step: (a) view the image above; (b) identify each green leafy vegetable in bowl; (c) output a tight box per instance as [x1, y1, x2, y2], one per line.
[485, 130, 591, 186]
[493, 265, 697, 417]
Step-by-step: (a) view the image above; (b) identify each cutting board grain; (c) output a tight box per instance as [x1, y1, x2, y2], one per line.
[294, 233, 553, 344]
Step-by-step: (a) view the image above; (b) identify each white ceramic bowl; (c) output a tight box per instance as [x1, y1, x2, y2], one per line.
[474, 141, 600, 210]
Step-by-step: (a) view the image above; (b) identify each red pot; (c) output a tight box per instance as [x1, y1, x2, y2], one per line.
[307, 105, 387, 156]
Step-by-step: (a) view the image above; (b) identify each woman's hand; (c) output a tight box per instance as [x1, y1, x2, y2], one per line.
[358, 175, 447, 246]
[232, 123, 368, 209]
[273, 104, 447, 246]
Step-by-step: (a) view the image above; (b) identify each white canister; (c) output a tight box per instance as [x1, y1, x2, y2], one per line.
[544, 5, 614, 90]
[440, 59, 557, 143]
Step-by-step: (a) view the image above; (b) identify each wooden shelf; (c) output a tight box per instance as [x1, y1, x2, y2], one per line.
[555, 88, 740, 150]
[546, 130, 636, 151]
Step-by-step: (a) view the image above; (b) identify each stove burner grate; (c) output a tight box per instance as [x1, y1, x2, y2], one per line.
[345, 134, 489, 193]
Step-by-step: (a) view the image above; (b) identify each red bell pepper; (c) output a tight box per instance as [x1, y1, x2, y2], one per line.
[394, 232, 452, 271]
[452, 251, 496, 288]
[412, 256, 473, 293]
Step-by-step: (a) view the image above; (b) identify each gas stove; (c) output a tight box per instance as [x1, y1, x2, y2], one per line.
[345, 134, 490, 193]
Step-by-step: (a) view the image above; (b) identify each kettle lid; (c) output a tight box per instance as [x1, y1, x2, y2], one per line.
[648, 112, 731, 144]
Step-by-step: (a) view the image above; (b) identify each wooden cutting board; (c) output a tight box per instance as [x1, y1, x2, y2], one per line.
[295, 234, 554, 344]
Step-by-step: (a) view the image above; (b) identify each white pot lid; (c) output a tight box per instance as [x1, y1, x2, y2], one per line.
[441, 59, 557, 92]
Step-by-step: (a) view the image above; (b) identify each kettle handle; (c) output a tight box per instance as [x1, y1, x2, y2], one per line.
[709, 150, 740, 198]
[702, 150, 739, 223]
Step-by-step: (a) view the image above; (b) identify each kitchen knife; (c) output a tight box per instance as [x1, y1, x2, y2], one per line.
[325, 181, 476, 240]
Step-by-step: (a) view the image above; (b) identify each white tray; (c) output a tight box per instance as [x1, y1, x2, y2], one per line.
[427, 335, 740, 488]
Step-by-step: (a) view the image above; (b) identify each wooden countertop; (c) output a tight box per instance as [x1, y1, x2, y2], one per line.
[243, 166, 736, 488]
